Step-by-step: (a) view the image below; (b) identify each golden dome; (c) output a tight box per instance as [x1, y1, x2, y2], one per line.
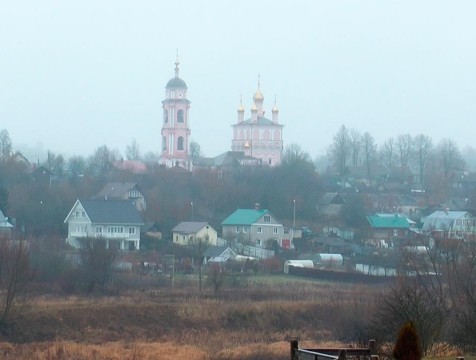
[272, 95, 279, 112]
[237, 95, 245, 112]
[253, 87, 264, 101]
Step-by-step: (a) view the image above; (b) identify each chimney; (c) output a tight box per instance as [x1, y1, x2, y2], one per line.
[254, 202, 260, 210]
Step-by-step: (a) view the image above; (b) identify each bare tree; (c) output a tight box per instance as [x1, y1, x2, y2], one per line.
[372, 277, 446, 356]
[44, 150, 65, 176]
[68, 155, 86, 178]
[0, 129, 12, 162]
[397, 134, 412, 167]
[328, 125, 350, 176]
[349, 128, 362, 166]
[437, 138, 465, 182]
[79, 238, 117, 294]
[88, 145, 119, 176]
[0, 238, 32, 323]
[282, 143, 313, 167]
[413, 134, 433, 185]
[380, 137, 395, 169]
[125, 138, 140, 160]
[189, 141, 202, 160]
[362, 132, 376, 179]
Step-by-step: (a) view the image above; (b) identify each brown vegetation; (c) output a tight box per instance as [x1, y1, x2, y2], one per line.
[0, 278, 368, 359]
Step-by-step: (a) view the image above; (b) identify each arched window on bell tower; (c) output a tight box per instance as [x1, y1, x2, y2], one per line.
[164, 110, 168, 123]
[162, 136, 167, 152]
[177, 110, 184, 123]
[177, 136, 184, 151]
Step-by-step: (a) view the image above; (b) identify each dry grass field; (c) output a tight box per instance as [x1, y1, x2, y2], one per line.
[0, 275, 364, 359]
[0, 275, 470, 359]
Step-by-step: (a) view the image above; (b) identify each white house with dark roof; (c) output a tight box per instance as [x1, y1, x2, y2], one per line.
[172, 221, 217, 246]
[97, 182, 146, 213]
[64, 199, 144, 250]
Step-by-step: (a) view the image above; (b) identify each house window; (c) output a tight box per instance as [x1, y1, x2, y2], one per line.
[96, 226, 102, 234]
[243, 227, 247, 233]
[256, 239, 262, 246]
[393, 229, 398, 236]
[177, 136, 184, 151]
[81, 211, 85, 218]
[129, 227, 135, 235]
[177, 109, 184, 123]
[236, 226, 241, 233]
[257, 226, 262, 234]
[264, 215, 271, 223]
[273, 227, 278, 234]
[108, 226, 124, 234]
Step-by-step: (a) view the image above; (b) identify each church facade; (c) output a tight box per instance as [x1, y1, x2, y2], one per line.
[231, 82, 284, 166]
[159, 59, 192, 170]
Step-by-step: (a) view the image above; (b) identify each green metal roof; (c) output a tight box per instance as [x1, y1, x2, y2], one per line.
[221, 209, 269, 226]
[367, 215, 410, 229]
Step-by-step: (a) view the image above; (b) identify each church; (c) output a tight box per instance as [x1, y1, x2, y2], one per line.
[158, 59, 284, 170]
[231, 80, 284, 166]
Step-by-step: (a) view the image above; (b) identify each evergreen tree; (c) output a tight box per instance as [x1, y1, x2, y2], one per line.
[393, 321, 422, 360]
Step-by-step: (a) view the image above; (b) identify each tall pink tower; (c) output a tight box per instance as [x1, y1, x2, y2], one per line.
[159, 57, 191, 169]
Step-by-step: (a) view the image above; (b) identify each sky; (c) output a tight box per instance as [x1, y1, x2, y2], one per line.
[1, 1, 476, 162]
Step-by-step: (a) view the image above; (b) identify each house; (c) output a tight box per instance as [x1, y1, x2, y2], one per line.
[172, 222, 218, 246]
[366, 214, 413, 247]
[422, 210, 476, 240]
[317, 193, 346, 216]
[30, 165, 53, 187]
[221, 207, 287, 248]
[141, 222, 162, 239]
[0, 210, 14, 237]
[96, 182, 147, 213]
[203, 245, 237, 265]
[64, 199, 143, 250]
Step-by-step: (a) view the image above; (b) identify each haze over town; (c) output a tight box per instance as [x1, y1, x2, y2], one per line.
[1, 1, 476, 162]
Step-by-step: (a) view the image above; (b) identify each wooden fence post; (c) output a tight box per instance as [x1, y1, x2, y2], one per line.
[369, 339, 376, 355]
[290, 340, 299, 360]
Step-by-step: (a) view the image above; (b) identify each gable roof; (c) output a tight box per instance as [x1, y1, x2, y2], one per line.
[66, 199, 143, 224]
[203, 245, 236, 258]
[221, 209, 269, 226]
[172, 221, 209, 234]
[319, 193, 345, 205]
[97, 182, 141, 198]
[367, 214, 411, 229]
[0, 210, 13, 228]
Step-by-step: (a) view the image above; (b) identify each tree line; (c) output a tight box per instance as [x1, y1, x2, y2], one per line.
[327, 125, 466, 185]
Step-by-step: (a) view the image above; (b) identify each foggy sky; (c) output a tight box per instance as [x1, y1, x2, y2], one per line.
[1, 1, 475, 161]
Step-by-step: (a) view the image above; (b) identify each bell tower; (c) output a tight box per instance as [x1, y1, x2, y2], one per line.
[159, 57, 191, 170]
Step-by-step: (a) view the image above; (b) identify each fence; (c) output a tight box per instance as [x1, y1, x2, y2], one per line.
[290, 340, 378, 360]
